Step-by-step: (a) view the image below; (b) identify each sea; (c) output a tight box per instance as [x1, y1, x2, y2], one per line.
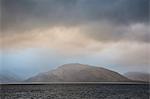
[0, 83, 149, 99]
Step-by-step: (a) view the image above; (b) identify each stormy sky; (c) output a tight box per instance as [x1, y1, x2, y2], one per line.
[0, 0, 149, 79]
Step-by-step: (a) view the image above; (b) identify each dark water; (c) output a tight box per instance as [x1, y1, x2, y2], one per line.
[0, 84, 149, 99]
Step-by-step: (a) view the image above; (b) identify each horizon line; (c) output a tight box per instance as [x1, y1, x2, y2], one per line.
[1, 81, 149, 85]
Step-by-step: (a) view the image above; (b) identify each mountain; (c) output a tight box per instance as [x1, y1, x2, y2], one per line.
[26, 63, 129, 82]
[124, 72, 150, 82]
[0, 73, 21, 83]
[0, 75, 18, 83]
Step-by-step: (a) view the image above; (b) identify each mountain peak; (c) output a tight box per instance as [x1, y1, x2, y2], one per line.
[59, 63, 88, 69]
[61, 63, 87, 67]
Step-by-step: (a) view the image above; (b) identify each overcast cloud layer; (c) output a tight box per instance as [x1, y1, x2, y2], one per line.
[0, 0, 149, 78]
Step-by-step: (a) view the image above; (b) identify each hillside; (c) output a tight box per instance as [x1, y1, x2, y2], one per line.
[26, 63, 129, 82]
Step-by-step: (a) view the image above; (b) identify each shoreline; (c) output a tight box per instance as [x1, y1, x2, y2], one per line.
[0, 81, 149, 85]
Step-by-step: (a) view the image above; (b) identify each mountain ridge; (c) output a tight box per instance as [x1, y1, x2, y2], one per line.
[0, 73, 21, 83]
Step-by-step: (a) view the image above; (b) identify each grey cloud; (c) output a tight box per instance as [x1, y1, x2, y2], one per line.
[82, 22, 149, 43]
[79, 0, 149, 24]
[1, 0, 149, 33]
[1, 0, 79, 33]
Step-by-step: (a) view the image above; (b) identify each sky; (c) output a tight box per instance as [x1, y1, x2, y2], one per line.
[0, 0, 149, 79]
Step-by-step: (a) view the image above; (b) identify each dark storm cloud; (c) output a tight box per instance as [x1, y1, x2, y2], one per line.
[1, 0, 79, 32]
[1, 0, 149, 32]
[79, 0, 149, 24]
